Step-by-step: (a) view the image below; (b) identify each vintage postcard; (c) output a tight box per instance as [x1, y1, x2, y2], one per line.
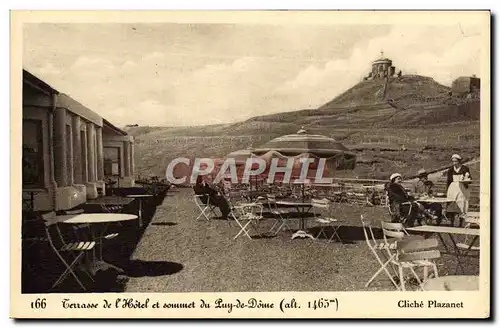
[10, 10, 490, 319]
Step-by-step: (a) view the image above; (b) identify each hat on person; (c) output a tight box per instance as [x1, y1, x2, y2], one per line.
[451, 154, 462, 161]
[417, 168, 428, 177]
[390, 173, 402, 181]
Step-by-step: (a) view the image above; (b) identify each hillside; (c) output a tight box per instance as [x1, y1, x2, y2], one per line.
[321, 75, 451, 109]
[239, 75, 479, 129]
[126, 74, 480, 181]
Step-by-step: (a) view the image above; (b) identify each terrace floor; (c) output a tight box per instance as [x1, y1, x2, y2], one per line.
[125, 188, 479, 292]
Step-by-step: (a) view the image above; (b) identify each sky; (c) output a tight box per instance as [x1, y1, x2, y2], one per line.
[23, 22, 482, 127]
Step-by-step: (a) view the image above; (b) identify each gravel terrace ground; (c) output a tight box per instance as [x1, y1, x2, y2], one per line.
[125, 188, 479, 293]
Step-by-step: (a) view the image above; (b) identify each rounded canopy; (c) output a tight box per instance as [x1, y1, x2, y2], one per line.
[225, 147, 258, 165]
[252, 128, 356, 170]
[253, 128, 352, 157]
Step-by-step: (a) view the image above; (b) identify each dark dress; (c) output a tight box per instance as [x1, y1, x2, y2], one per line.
[386, 182, 421, 226]
[446, 165, 471, 188]
[193, 182, 231, 218]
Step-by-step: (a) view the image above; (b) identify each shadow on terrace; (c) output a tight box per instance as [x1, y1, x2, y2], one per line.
[21, 177, 182, 293]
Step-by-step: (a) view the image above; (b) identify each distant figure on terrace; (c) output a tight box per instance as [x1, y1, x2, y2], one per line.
[386, 173, 425, 226]
[446, 154, 472, 221]
[193, 176, 231, 219]
[414, 168, 442, 224]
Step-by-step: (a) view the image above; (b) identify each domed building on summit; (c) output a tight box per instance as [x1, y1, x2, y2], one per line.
[364, 51, 401, 80]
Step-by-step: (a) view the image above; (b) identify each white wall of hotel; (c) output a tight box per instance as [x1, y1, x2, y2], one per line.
[22, 78, 135, 212]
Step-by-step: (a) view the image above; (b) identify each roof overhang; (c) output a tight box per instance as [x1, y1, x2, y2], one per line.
[23, 69, 59, 96]
[103, 118, 128, 136]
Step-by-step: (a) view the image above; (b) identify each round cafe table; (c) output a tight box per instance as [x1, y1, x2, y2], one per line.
[60, 213, 138, 274]
[417, 197, 457, 225]
[275, 200, 314, 240]
[422, 275, 479, 291]
[126, 194, 153, 227]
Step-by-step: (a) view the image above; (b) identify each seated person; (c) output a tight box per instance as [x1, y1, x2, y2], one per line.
[193, 176, 231, 219]
[414, 168, 443, 224]
[386, 173, 426, 227]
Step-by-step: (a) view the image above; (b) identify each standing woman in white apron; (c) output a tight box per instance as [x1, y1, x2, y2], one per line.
[446, 154, 472, 225]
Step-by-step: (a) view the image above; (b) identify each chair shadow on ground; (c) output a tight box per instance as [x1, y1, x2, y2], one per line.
[251, 233, 278, 239]
[151, 222, 178, 226]
[306, 225, 385, 244]
[123, 260, 184, 277]
[210, 216, 232, 221]
[90, 260, 184, 293]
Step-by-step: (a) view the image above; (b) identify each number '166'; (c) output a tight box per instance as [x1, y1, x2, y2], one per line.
[31, 298, 46, 309]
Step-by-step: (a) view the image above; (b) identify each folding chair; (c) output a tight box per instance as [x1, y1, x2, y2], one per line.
[193, 194, 218, 221]
[100, 204, 125, 229]
[312, 198, 341, 243]
[22, 191, 36, 212]
[222, 180, 232, 195]
[380, 191, 388, 207]
[101, 204, 123, 214]
[457, 213, 480, 251]
[65, 207, 120, 260]
[329, 183, 347, 203]
[265, 194, 292, 235]
[34, 212, 96, 291]
[230, 203, 264, 240]
[455, 213, 480, 272]
[361, 215, 399, 289]
[381, 221, 440, 291]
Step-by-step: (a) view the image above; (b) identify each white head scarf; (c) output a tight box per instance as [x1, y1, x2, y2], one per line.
[451, 154, 462, 161]
[390, 173, 402, 182]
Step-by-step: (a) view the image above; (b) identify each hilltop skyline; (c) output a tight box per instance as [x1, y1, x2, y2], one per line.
[24, 22, 482, 127]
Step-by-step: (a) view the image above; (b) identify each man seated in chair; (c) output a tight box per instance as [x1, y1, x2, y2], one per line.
[414, 169, 443, 225]
[193, 176, 231, 219]
[386, 173, 426, 227]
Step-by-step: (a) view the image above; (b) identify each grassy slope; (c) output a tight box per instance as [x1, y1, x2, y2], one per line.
[131, 122, 479, 181]
[128, 75, 480, 181]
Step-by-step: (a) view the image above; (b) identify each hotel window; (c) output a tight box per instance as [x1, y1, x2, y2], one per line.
[22, 119, 44, 186]
[104, 147, 120, 176]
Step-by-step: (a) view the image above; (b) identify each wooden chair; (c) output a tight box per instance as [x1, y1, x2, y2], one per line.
[193, 193, 218, 221]
[25, 211, 96, 291]
[66, 207, 120, 260]
[101, 204, 123, 214]
[381, 221, 440, 291]
[456, 213, 480, 251]
[330, 183, 347, 203]
[265, 194, 292, 235]
[361, 215, 399, 289]
[455, 213, 480, 272]
[312, 198, 341, 243]
[230, 202, 264, 240]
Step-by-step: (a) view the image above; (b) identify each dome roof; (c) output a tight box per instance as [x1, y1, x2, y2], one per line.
[253, 128, 353, 157]
[372, 57, 392, 64]
[226, 147, 258, 164]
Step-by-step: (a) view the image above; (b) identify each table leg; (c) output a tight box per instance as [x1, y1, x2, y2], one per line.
[138, 200, 143, 227]
[436, 233, 450, 253]
[446, 233, 466, 274]
[291, 206, 315, 240]
[454, 235, 479, 274]
[90, 224, 126, 275]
